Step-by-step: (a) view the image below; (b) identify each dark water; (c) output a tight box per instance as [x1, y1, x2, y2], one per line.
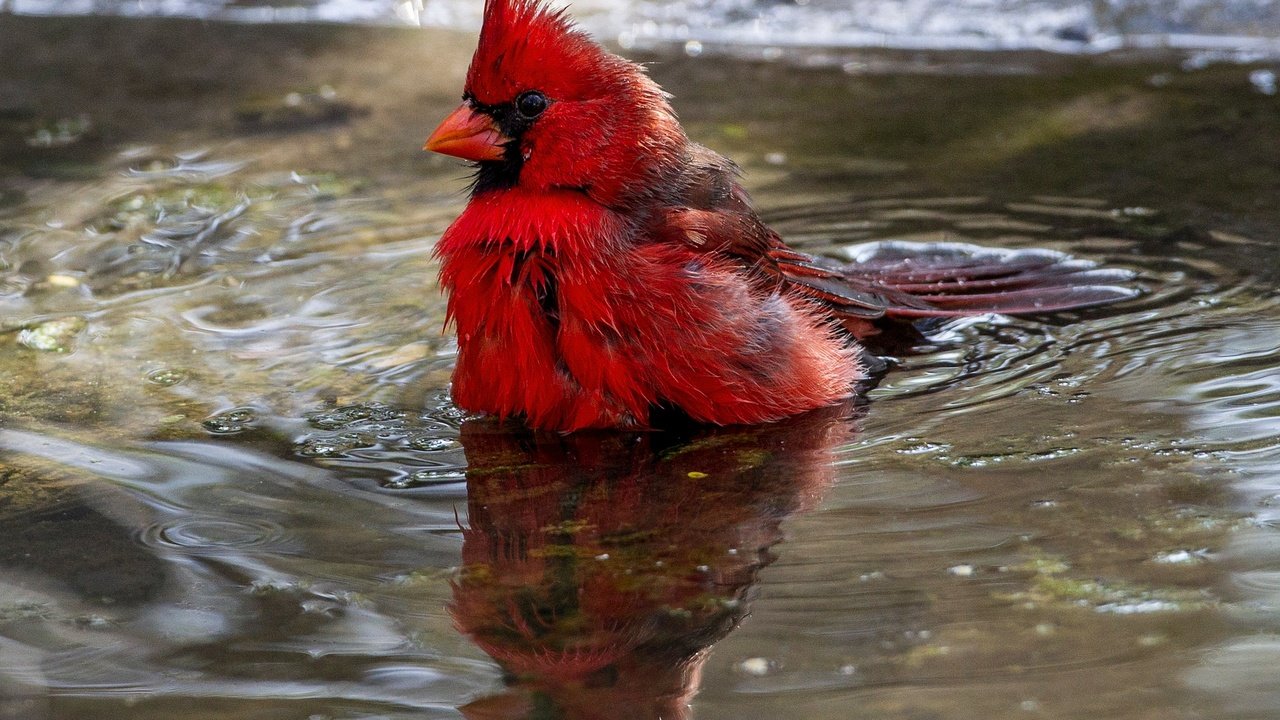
[2, 15, 1280, 720]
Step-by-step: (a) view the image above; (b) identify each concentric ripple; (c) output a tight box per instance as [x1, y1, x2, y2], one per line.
[763, 197, 1269, 416]
[141, 517, 287, 551]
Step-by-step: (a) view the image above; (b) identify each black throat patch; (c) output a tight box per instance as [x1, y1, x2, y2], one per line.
[466, 94, 538, 195]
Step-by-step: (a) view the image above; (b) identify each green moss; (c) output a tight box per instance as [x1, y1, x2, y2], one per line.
[1000, 551, 1213, 612]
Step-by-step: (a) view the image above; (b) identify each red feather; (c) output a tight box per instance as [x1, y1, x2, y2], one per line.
[427, 0, 1138, 431]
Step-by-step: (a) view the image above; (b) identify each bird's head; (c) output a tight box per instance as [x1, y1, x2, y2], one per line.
[425, 0, 686, 208]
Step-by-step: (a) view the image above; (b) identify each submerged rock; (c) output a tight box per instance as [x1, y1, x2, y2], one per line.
[16, 316, 87, 353]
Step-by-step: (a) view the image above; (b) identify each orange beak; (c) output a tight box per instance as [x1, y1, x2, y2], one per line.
[424, 104, 509, 162]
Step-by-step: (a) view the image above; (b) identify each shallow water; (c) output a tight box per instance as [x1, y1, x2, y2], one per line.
[2, 14, 1280, 720]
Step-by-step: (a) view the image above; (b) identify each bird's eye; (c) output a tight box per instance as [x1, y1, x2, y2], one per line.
[515, 91, 549, 119]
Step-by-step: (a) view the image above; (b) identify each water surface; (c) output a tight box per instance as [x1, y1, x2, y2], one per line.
[2, 15, 1280, 720]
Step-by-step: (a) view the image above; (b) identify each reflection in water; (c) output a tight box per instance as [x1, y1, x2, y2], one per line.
[451, 409, 857, 719]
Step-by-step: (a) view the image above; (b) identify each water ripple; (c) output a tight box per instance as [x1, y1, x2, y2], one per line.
[5, 183, 1280, 718]
[142, 517, 288, 551]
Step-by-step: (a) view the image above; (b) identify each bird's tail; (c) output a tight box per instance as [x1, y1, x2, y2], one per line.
[772, 240, 1140, 329]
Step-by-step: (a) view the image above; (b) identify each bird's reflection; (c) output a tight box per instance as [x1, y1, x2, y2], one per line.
[451, 406, 859, 720]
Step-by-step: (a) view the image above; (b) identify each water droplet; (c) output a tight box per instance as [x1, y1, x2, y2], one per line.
[897, 440, 950, 455]
[1095, 600, 1183, 614]
[202, 407, 258, 435]
[296, 432, 375, 458]
[1153, 549, 1208, 565]
[407, 435, 460, 452]
[146, 368, 188, 386]
[382, 467, 467, 489]
[307, 403, 404, 430]
[424, 404, 470, 424]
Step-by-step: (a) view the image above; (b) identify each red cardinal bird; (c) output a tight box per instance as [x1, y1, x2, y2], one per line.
[425, 0, 1136, 432]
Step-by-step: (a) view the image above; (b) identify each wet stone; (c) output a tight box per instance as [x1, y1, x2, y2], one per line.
[17, 316, 87, 352]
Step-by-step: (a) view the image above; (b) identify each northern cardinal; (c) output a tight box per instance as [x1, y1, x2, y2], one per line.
[425, 0, 1137, 431]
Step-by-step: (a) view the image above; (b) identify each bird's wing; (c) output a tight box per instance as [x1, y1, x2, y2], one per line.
[655, 144, 892, 324]
[656, 144, 1138, 334]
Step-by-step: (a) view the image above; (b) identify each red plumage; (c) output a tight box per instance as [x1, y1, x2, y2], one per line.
[426, 0, 1137, 431]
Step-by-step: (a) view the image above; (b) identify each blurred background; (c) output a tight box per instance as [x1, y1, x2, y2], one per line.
[8, 0, 1280, 54]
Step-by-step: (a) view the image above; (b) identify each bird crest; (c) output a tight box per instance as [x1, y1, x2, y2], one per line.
[466, 0, 631, 103]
